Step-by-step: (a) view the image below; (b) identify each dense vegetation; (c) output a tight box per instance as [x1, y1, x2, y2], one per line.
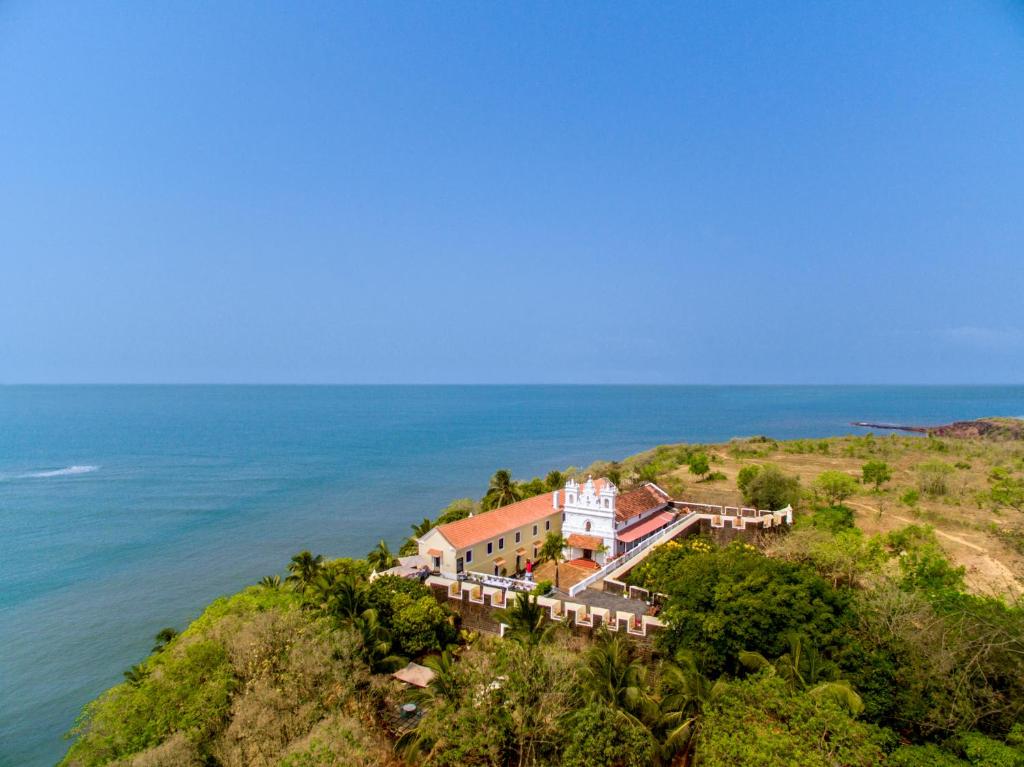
[62, 430, 1024, 766]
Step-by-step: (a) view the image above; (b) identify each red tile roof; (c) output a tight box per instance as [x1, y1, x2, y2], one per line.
[566, 533, 604, 550]
[433, 492, 561, 549]
[617, 510, 675, 543]
[616, 483, 672, 522]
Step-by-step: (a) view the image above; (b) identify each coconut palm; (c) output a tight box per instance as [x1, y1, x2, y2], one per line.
[400, 517, 435, 555]
[259, 574, 282, 589]
[481, 468, 522, 510]
[539, 532, 569, 589]
[286, 550, 324, 592]
[355, 608, 405, 673]
[367, 539, 397, 571]
[123, 664, 149, 686]
[151, 627, 178, 653]
[422, 649, 462, 705]
[739, 633, 864, 715]
[657, 651, 728, 764]
[580, 633, 655, 726]
[500, 592, 559, 646]
[332, 573, 371, 622]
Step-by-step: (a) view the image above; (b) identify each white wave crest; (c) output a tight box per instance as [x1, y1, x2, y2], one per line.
[20, 465, 100, 478]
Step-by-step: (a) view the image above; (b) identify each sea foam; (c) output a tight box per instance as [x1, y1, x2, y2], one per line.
[20, 465, 99, 478]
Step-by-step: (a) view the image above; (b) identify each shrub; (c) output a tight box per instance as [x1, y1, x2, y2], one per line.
[862, 460, 892, 491]
[695, 674, 887, 766]
[562, 703, 658, 767]
[917, 461, 954, 498]
[739, 465, 801, 510]
[901, 488, 920, 507]
[814, 471, 859, 506]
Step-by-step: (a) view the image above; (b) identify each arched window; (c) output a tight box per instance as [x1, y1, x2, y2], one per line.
[584, 520, 592, 532]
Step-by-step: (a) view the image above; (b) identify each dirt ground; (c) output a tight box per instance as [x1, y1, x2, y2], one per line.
[656, 435, 1024, 598]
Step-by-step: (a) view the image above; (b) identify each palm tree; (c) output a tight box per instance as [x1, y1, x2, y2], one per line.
[332, 573, 370, 622]
[123, 664, 149, 686]
[286, 550, 324, 592]
[481, 469, 522, 510]
[401, 517, 434, 555]
[259, 574, 282, 589]
[500, 592, 559, 646]
[539, 532, 568, 589]
[151, 627, 178, 653]
[657, 651, 728, 765]
[355, 608, 405, 673]
[580, 633, 654, 726]
[422, 649, 462, 705]
[739, 634, 864, 715]
[367, 539, 397, 571]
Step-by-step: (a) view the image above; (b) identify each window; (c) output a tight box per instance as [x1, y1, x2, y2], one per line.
[584, 520, 591, 532]
[494, 565, 500, 576]
[465, 549, 473, 563]
[432, 556, 441, 570]
[487, 542, 493, 555]
[498, 537, 505, 550]
[515, 531, 521, 544]
[604, 498, 609, 508]
[545, 520, 551, 531]
[533, 546, 538, 558]
[532, 524, 538, 536]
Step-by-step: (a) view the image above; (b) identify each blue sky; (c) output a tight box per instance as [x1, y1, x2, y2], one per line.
[1, 2, 1022, 384]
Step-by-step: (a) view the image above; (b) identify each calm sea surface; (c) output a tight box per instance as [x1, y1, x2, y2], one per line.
[2, 385, 1023, 765]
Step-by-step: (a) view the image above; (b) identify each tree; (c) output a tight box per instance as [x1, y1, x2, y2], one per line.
[258, 574, 282, 589]
[654, 547, 851, 675]
[688, 452, 711, 481]
[739, 633, 864, 715]
[481, 469, 522, 510]
[739, 465, 801, 510]
[151, 627, 178, 654]
[435, 498, 476, 525]
[366, 539, 397, 571]
[401, 517, 434, 555]
[917, 461, 954, 498]
[545, 470, 564, 491]
[657, 651, 728, 764]
[988, 468, 1024, 513]
[862, 460, 892, 491]
[814, 471, 859, 506]
[695, 674, 885, 766]
[122, 664, 149, 686]
[737, 465, 761, 495]
[500, 592, 559, 646]
[354, 609, 405, 673]
[579, 633, 654, 726]
[285, 550, 323, 591]
[539, 531, 569, 589]
[563, 703, 658, 767]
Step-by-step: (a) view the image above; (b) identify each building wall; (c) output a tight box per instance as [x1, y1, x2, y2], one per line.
[418, 511, 562, 578]
[561, 477, 617, 564]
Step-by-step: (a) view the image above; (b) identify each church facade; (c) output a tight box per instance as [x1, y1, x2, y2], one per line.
[560, 476, 674, 566]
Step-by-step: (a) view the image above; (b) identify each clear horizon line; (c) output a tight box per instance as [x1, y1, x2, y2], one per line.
[2, 382, 1023, 387]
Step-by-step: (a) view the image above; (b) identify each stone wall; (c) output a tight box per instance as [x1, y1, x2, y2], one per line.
[428, 580, 662, 651]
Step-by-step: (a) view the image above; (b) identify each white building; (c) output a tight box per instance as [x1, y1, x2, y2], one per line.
[561, 476, 674, 567]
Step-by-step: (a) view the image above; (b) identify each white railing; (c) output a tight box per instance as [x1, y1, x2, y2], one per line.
[568, 512, 698, 597]
[565, 504, 793, 597]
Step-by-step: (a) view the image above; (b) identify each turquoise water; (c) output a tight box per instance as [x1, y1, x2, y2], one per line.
[2, 385, 1023, 765]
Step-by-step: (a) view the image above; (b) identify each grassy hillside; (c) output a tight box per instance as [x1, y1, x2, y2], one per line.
[61, 425, 1024, 767]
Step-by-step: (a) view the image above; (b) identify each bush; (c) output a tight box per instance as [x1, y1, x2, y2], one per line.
[814, 471, 859, 506]
[917, 461, 954, 498]
[695, 674, 887, 766]
[562, 703, 658, 767]
[805, 504, 856, 533]
[654, 547, 852, 675]
[901, 488, 920, 507]
[531, 579, 553, 596]
[738, 465, 801, 510]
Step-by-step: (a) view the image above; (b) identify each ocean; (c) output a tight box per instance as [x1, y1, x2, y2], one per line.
[2, 384, 1022, 765]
